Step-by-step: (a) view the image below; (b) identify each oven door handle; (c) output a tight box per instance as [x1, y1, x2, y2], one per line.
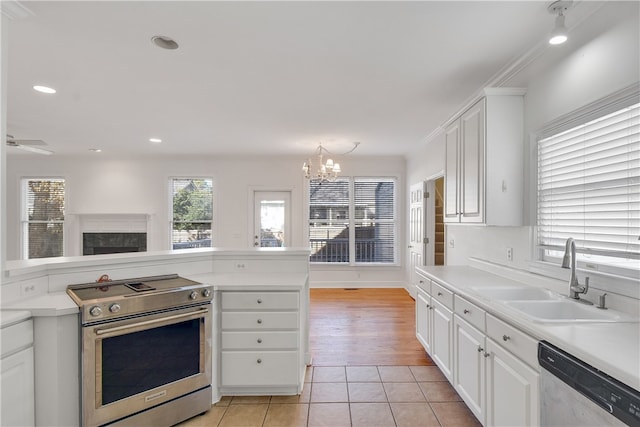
[95, 308, 208, 336]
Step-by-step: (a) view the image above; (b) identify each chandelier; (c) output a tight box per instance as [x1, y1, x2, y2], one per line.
[302, 142, 360, 182]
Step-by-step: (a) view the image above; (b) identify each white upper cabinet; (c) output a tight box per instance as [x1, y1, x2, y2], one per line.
[444, 88, 526, 225]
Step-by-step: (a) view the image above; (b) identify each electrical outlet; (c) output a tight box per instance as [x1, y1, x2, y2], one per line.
[21, 283, 38, 296]
[448, 239, 455, 248]
[235, 263, 247, 270]
[506, 247, 513, 261]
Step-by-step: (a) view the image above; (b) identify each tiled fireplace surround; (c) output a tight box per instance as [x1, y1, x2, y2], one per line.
[76, 213, 149, 256]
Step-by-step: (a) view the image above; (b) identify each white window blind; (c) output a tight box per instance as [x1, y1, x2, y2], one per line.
[22, 178, 65, 259]
[354, 178, 396, 263]
[308, 177, 397, 264]
[170, 178, 213, 249]
[537, 102, 640, 269]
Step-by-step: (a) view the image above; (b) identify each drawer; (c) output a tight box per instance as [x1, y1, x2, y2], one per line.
[221, 312, 299, 330]
[416, 274, 431, 294]
[486, 313, 538, 369]
[431, 281, 454, 310]
[221, 331, 299, 350]
[454, 295, 485, 332]
[1, 319, 33, 357]
[221, 292, 299, 310]
[221, 351, 299, 386]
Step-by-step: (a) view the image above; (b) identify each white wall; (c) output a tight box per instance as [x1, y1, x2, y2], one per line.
[5, 153, 406, 286]
[406, 2, 639, 292]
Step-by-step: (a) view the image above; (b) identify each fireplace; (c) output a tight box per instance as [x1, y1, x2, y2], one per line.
[83, 232, 147, 255]
[76, 213, 150, 256]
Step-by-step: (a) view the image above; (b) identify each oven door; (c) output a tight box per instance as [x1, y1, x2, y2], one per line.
[82, 304, 212, 427]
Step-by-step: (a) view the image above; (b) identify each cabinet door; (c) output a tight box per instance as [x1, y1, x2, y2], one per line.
[453, 316, 486, 424]
[1, 347, 35, 427]
[486, 339, 539, 427]
[415, 289, 431, 353]
[460, 99, 485, 223]
[444, 122, 460, 222]
[431, 299, 453, 382]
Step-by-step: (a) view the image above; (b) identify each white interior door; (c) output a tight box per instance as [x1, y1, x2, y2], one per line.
[253, 191, 291, 247]
[409, 181, 426, 294]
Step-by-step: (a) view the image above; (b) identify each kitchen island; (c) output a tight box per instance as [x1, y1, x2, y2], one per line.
[0, 247, 310, 427]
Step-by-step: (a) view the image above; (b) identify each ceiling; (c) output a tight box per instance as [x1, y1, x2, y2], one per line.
[3, 1, 596, 157]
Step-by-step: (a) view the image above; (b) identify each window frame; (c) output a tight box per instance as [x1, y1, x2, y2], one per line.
[308, 175, 399, 266]
[531, 84, 640, 280]
[169, 176, 214, 250]
[21, 177, 66, 260]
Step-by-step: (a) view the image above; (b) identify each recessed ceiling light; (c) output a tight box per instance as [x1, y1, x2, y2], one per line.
[151, 35, 179, 50]
[33, 85, 56, 94]
[149, 138, 162, 143]
[89, 148, 102, 153]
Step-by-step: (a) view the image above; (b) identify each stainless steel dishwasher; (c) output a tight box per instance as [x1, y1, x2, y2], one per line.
[538, 341, 640, 427]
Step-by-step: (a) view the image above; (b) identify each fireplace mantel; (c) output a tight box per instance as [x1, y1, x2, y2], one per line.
[72, 213, 151, 233]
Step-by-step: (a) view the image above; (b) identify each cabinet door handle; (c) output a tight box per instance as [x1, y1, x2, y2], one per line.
[502, 335, 510, 342]
[257, 338, 263, 344]
[437, 292, 443, 296]
[463, 309, 470, 314]
[477, 346, 484, 353]
[484, 352, 491, 358]
[257, 298, 262, 304]
[257, 319, 263, 324]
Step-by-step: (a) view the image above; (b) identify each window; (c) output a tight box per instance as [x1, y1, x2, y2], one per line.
[309, 177, 397, 264]
[22, 178, 65, 259]
[170, 178, 213, 249]
[537, 101, 639, 275]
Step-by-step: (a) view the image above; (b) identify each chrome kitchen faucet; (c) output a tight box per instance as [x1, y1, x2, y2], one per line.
[561, 237, 591, 303]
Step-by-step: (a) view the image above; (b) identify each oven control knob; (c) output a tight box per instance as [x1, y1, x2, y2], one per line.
[189, 291, 198, 300]
[89, 306, 102, 317]
[109, 303, 121, 313]
[202, 289, 211, 298]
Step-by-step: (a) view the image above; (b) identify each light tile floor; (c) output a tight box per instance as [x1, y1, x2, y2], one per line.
[177, 365, 482, 427]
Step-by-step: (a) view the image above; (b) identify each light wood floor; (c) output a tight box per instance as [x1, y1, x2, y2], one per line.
[309, 288, 434, 366]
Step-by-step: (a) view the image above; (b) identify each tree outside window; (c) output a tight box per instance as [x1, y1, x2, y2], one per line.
[171, 178, 213, 249]
[23, 178, 65, 259]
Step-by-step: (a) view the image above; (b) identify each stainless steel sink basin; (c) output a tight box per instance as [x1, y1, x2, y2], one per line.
[471, 286, 558, 301]
[503, 300, 638, 323]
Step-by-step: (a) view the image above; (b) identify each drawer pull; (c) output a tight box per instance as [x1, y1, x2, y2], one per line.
[463, 309, 470, 314]
[257, 338, 263, 344]
[257, 299, 262, 304]
[437, 292, 443, 296]
[503, 334, 510, 342]
[257, 358, 262, 364]
[257, 319, 263, 324]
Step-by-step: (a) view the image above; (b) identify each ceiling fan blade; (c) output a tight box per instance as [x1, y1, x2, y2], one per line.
[6, 140, 54, 155]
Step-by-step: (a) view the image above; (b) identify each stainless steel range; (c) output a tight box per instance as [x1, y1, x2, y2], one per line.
[67, 274, 213, 427]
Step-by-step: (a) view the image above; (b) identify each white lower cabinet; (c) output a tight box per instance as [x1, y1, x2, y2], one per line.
[431, 299, 453, 382]
[415, 286, 432, 354]
[416, 276, 454, 382]
[219, 290, 303, 395]
[415, 276, 540, 427]
[453, 315, 486, 423]
[1, 317, 35, 427]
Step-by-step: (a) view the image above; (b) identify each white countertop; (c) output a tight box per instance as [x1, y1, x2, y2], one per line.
[187, 272, 308, 290]
[418, 265, 640, 392]
[2, 292, 78, 317]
